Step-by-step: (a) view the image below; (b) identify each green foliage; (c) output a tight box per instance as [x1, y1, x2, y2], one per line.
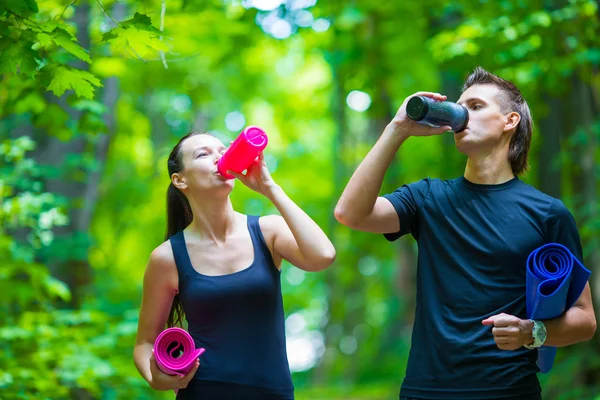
[50, 27, 92, 63]
[101, 12, 169, 60]
[46, 65, 102, 98]
[0, 0, 39, 16]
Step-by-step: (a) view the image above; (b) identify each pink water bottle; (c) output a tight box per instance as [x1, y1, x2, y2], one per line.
[217, 126, 268, 179]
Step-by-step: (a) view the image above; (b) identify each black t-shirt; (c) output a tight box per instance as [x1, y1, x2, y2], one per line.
[383, 176, 582, 399]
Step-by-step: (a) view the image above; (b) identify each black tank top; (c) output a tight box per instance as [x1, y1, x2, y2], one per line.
[170, 215, 294, 399]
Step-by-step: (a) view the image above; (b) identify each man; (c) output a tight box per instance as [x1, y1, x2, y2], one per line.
[334, 67, 596, 400]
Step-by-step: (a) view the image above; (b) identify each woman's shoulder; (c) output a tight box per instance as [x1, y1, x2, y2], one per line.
[147, 240, 177, 271]
[255, 214, 283, 248]
[256, 214, 284, 233]
[144, 240, 179, 290]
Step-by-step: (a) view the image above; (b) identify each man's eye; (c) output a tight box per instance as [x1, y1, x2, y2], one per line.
[472, 104, 482, 110]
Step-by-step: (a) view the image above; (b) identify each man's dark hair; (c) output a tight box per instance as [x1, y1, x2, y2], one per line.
[463, 66, 533, 175]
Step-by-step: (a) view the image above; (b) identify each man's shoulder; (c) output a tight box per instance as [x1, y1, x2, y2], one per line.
[404, 176, 461, 189]
[515, 180, 563, 206]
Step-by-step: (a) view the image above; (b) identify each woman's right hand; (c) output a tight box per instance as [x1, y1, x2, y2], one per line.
[148, 352, 200, 391]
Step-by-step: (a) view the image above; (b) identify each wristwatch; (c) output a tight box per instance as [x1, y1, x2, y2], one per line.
[524, 319, 547, 349]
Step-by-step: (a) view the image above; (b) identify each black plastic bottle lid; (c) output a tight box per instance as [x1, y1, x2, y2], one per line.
[406, 96, 428, 121]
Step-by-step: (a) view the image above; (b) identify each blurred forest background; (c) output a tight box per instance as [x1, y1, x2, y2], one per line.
[1, 0, 599, 399]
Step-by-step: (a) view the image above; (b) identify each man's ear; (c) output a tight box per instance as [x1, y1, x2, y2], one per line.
[504, 111, 521, 132]
[172, 173, 187, 190]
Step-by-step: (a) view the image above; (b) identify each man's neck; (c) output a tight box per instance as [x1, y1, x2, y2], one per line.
[464, 153, 515, 185]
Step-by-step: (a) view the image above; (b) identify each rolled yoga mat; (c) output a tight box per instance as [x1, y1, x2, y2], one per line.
[526, 243, 591, 373]
[154, 327, 205, 377]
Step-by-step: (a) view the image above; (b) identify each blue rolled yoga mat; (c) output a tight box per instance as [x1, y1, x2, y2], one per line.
[526, 243, 591, 373]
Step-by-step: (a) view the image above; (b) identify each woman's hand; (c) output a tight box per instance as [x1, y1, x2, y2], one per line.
[148, 352, 199, 391]
[227, 152, 279, 197]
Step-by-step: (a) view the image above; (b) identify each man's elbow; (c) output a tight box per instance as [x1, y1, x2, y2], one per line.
[585, 315, 597, 341]
[334, 204, 360, 229]
[576, 312, 597, 343]
[334, 204, 348, 224]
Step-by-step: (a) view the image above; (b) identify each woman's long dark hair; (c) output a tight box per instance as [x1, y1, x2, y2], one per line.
[165, 132, 202, 328]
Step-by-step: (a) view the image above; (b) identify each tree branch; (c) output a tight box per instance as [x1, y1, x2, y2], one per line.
[55, 0, 78, 21]
[159, 0, 168, 69]
[95, 0, 122, 28]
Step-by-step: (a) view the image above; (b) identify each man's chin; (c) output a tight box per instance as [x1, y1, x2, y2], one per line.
[454, 136, 475, 155]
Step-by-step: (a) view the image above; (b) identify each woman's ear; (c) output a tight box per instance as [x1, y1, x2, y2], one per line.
[172, 173, 187, 190]
[504, 111, 521, 132]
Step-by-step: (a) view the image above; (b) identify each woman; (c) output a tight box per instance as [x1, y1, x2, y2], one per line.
[133, 132, 336, 399]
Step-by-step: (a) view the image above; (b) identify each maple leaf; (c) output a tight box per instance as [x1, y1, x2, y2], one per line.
[46, 66, 102, 99]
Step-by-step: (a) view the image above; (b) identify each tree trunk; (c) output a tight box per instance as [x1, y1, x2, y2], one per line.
[313, 42, 349, 386]
[563, 72, 599, 387]
[537, 95, 563, 198]
[37, 1, 122, 308]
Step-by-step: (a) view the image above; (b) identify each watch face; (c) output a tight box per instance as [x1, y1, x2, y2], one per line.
[535, 321, 547, 344]
[539, 326, 547, 342]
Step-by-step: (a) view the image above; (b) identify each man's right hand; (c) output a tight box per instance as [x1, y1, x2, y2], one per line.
[389, 92, 453, 138]
[148, 352, 200, 391]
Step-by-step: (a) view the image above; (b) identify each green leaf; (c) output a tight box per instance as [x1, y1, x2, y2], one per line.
[36, 32, 53, 48]
[101, 31, 118, 42]
[46, 66, 102, 99]
[103, 27, 169, 59]
[101, 12, 164, 52]
[0, 0, 38, 16]
[0, 39, 38, 77]
[121, 12, 162, 34]
[44, 275, 71, 301]
[0, 20, 10, 36]
[38, 20, 59, 33]
[51, 27, 91, 63]
[78, 112, 107, 134]
[71, 99, 107, 115]
[33, 103, 70, 131]
[14, 91, 46, 114]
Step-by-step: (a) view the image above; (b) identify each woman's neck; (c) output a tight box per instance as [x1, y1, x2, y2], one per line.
[187, 195, 238, 243]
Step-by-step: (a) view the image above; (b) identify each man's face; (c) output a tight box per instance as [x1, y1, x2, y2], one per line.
[455, 83, 512, 155]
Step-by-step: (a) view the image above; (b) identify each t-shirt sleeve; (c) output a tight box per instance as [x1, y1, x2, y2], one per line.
[381, 178, 432, 242]
[545, 198, 584, 262]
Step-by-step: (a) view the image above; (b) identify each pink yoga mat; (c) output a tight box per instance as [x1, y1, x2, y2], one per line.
[154, 327, 205, 377]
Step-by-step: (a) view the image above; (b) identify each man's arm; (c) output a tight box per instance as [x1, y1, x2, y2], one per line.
[541, 282, 596, 346]
[483, 284, 596, 350]
[541, 201, 597, 346]
[334, 91, 451, 233]
[483, 200, 596, 350]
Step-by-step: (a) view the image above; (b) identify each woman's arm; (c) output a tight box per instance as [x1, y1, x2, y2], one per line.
[133, 242, 199, 390]
[262, 187, 336, 271]
[227, 153, 336, 272]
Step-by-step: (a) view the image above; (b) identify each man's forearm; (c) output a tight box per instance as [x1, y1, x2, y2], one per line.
[335, 124, 407, 223]
[542, 305, 597, 347]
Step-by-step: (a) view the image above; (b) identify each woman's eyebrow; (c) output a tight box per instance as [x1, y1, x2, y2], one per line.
[192, 146, 210, 156]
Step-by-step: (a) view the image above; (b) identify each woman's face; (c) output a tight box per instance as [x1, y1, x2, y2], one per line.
[172, 134, 234, 194]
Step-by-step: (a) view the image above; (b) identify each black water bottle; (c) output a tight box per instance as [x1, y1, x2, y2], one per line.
[406, 96, 469, 133]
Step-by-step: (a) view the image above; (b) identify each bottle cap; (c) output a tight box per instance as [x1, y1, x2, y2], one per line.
[406, 96, 429, 121]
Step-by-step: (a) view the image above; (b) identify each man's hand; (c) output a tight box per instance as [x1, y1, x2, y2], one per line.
[482, 313, 534, 350]
[388, 91, 452, 138]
